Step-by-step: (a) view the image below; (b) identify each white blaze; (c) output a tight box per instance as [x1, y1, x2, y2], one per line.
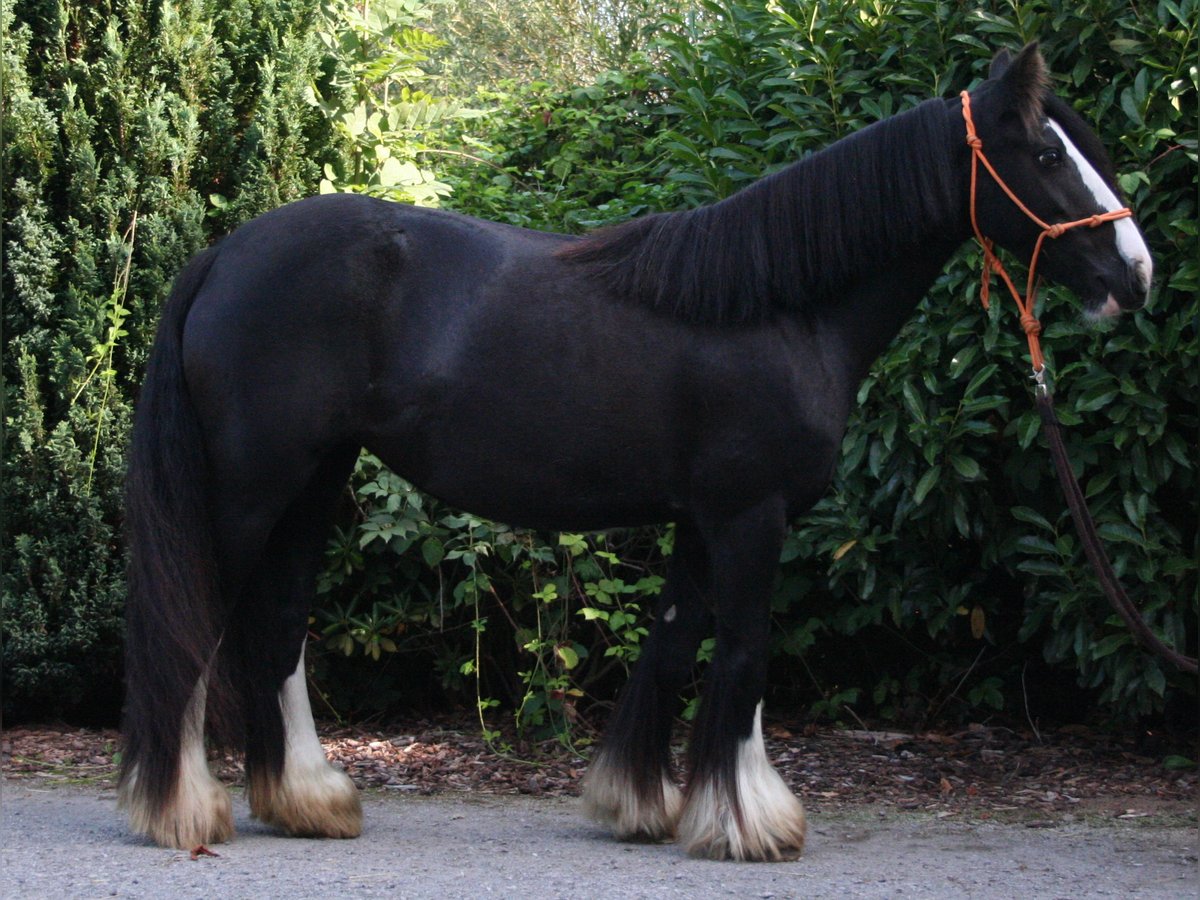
[1048, 119, 1153, 294]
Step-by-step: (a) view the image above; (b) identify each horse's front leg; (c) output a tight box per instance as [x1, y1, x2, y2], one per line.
[679, 498, 806, 861]
[583, 522, 712, 842]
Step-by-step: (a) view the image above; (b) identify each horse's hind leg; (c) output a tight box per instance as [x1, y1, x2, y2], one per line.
[583, 522, 712, 841]
[678, 498, 806, 861]
[247, 644, 361, 838]
[120, 662, 233, 848]
[120, 543, 232, 848]
[216, 446, 362, 839]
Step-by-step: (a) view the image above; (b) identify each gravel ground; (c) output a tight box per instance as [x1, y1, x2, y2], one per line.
[2, 781, 1196, 899]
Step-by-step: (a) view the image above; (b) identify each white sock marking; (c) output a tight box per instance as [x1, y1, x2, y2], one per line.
[280, 647, 332, 773]
[678, 702, 806, 860]
[121, 670, 233, 848]
[252, 646, 361, 838]
[582, 749, 683, 841]
[179, 675, 216, 799]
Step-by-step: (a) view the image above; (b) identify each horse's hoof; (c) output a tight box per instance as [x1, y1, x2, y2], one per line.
[119, 762, 235, 849]
[677, 707, 807, 862]
[582, 753, 683, 843]
[677, 778, 807, 861]
[249, 764, 362, 839]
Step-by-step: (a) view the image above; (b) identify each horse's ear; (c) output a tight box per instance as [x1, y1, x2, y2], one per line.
[988, 48, 1013, 79]
[991, 42, 1049, 137]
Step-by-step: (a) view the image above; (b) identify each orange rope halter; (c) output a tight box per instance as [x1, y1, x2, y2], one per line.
[960, 90, 1133, 376]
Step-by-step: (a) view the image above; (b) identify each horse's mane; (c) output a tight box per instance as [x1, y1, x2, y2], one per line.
[556, 98, 959, 325]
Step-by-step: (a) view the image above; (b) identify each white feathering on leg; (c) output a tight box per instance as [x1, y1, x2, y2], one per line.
[248, 647, 362, 838]
[582, 746, 683, 842]
[678, 703, 806, 861]
[120, 674, 233, 848]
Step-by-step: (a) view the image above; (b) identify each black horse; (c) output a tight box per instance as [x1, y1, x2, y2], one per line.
[120, 45, 1151, 860]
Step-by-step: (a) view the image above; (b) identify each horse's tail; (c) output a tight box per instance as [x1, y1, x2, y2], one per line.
[119, 243, 234, 822]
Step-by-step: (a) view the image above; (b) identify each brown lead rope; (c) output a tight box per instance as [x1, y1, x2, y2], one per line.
[1036, 387, 1197, 674]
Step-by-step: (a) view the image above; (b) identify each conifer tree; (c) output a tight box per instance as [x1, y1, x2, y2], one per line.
[1, 0, 338, 719]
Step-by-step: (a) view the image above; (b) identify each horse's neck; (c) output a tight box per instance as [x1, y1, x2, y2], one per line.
[735, 97, 967, 324]
[813, 231, 967, 386]
[561, 97, 969, 334]
[787, 102, 970, 379]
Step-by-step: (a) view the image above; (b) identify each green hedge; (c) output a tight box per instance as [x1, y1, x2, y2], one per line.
[1, 0, 339, 720]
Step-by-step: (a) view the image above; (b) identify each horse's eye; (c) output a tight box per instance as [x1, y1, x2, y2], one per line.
[1038, 148, 1063, 168]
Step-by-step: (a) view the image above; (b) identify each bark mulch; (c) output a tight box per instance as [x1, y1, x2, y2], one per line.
[4, 716, 1195, 821]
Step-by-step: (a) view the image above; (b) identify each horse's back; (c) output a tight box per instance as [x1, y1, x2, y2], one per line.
[179, 196, 567, 462]
[187, 193, 569, 327]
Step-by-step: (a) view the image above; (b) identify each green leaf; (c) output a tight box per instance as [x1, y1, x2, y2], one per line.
[1017, 560, 1063, 577]
[1096, 522, 1145, 546]
[1119, 88, 1143, 126]
[1092, 633, 1130, 659]
[1076, 390, 1118, 412]
[1144, 663, 1166, 696]
[902, 381, 926, 425]
[1015, 411, 1042, 449]
[948, 346, 979, 379]
[1163, 756, 1196, 771]
[421, 537, 444, 567]
[1163, 433, 1191, 468]
[963, 363, 998, 398]
[913, 466, 941, 505]
[949, 454, 981, 480]
[1011, 506, 1053, 532]
[555, 645, 579, 669]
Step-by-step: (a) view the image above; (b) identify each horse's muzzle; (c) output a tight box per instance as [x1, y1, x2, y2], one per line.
[1091, 257, 1151, 319]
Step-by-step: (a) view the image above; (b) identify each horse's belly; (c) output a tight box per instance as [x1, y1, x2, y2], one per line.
[361, 352, 686, 528]
[370, 431, 679, 531]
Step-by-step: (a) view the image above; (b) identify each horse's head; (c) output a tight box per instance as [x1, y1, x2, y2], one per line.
[963, 44, 1152, 319]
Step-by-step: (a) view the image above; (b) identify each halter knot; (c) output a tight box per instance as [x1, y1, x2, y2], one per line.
[1019, 311, 1041, 337]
